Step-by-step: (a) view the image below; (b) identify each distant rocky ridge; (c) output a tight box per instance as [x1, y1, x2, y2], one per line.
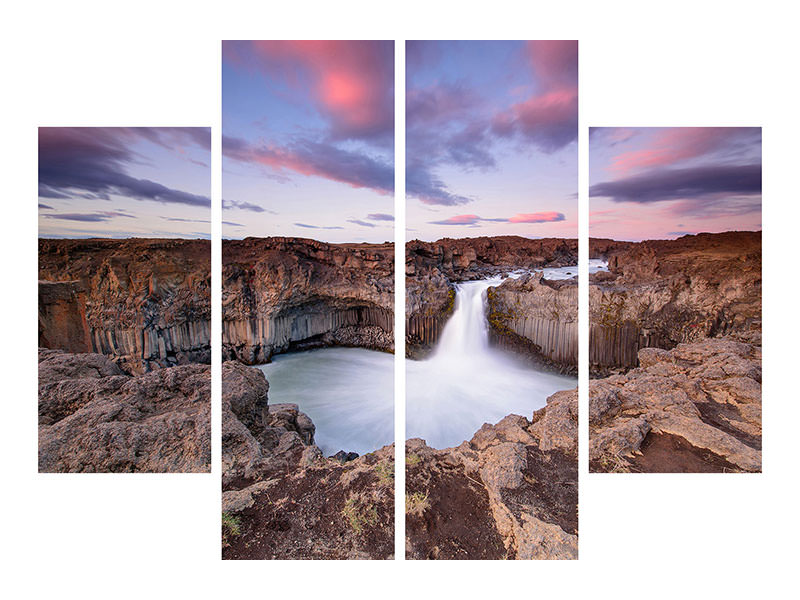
[406, 236, 577, 358]
[38, 348, 210, 473]
[589, 338, 761, 473]
[222, 237, 394, 364]
[39, 238, 210, 374]
[589, 232, 761, 374]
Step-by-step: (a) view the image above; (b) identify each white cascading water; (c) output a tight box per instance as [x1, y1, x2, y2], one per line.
[406, 269, 575, 449]
[260, 267, 578, 456]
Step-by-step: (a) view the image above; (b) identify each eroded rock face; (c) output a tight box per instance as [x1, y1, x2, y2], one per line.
[406, 236, 577, 357]
[406, 389, 578, 560]
[222, 237, 394, 364]
[589, 232, 761, 373]
[39, 238, 211, 374]
[486, 273, 578, 373]
[221, 361, 394, 559]
[38, 348, 211, 473]
[589, 338, 761, 473]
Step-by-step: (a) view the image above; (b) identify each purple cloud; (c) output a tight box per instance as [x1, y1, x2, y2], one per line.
[347, 219, 376, 228]
[294, 222, 344, 230]
[41, 211, 136, 222]
[589, 163, 762, 203]
[367, 213, 394, 221]
[38, 127, 210, 207]
[223, 135, 393, 196]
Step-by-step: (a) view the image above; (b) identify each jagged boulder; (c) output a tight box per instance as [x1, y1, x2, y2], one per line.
[38, 348, 210, 473]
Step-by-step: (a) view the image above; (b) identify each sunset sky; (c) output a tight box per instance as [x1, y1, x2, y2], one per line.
[406, 40, 578, 241]
[590, 127, 762, 241]
[38, 127, 210, 239]
[222, 40, 394, 242]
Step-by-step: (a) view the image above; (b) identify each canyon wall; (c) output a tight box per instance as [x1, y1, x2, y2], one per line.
[486, 273, 578, 373]
[222, 237, 394, 364]
[406, 236, 577, 357]
[39, 238, 211, 374]
[589, 232, 761, 374]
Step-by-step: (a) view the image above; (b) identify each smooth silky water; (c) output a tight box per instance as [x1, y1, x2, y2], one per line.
[258, 347, 394, 457]
[259, 266, 583, 456]
[406, 267, 577, 449]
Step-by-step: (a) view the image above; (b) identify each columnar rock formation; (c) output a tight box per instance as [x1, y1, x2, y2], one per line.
[221, 361, 394, 559]
[486, 273, 578, 373]
[222, 237, 394, 364]
[406, 389, 578, 559]
[38, 348, 211, 473]
[589, 232, 761, 374]
[406, 236, 577, 356]
[39, 238, 211, 374]
[589, 338, 761, 473]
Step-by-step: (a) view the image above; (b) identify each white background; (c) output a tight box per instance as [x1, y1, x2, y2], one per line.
[1, 1, 796, 597]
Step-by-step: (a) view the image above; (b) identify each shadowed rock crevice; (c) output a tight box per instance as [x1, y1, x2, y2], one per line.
[222, 237, 394, 364]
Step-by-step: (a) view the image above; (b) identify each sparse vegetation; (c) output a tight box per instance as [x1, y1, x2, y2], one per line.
[342, 494, 379, 533]
[374, 461, 394, 487]
[405, 453, 421, 466]
[405, 491, 430, 517]
[222, 512, 242, 548]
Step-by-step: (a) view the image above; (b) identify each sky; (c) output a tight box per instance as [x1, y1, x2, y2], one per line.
[222, 40, 394, 243]
[589, 127, 762, 241]
[406, 40, 578, 242]
[38, 127, 210, 239]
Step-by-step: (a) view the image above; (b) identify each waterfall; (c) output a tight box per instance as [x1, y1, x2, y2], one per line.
[432, 277, 502, 359]
[407, 275, 575, 450]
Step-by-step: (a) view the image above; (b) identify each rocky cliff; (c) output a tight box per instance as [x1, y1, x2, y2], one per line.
[486, 273, 578, 373]
[222, 237, 394, 364]
[38, 348, 210, 473]
[589, 338, 761, 473]
[589, 232, 761, 374]
[406, 236, 577, 357]
[221, 361, 394, 559]
[38, 238, 211, 374]
[406, 389, 578, 559]
[220, 360, 578, 560]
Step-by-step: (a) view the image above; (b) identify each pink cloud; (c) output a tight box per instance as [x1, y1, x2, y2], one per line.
[508, 211, 566, 223]
[222, 136, 393, 195]
[609, 127, 758, 175]
[492, 41, 578, 152]
[233, 41, 394, 142]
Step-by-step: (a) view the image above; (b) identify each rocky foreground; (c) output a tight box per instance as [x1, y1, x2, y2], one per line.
[221, 361, 394, 559]
[406, 236, 577, 363]
[589, 338, 761, 473]
[222, 237, 394, 364]
[221, 361, 577, 560]
[39, 238, 211, 374]
[406, 389, 578, 560]
[38, 349, 211, 473]
[589, 232, 761, 374]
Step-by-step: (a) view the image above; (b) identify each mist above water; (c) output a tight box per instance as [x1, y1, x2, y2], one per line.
[258, 347, 394, 457]
[406, 268, 576, 450]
